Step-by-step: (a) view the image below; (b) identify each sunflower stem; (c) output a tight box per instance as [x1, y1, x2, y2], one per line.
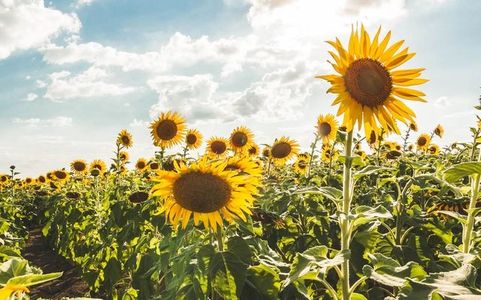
[306, 133, 319, 178]
[216, 227, 224, 252]
[340, 130, 353, 300]
[463, 147, 481, 253]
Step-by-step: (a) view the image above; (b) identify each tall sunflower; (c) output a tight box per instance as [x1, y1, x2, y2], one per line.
[318, 25, 427, 136]
[185, 129, 203, 150]
[206, 137, 229, 158]
[229, 126, 254, 152]
[117, 129, 133, 148]
[90, 159, 107, 175]
[70, 159, 88, 175]
[416, 133, 431, 151]
[151, 159, 261, 232]
[270, 137, 299, 165]
[150, 111, 187, 149]
[317, 114, 339, 143]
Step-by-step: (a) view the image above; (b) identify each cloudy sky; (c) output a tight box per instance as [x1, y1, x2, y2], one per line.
[1, 0, 480, 176]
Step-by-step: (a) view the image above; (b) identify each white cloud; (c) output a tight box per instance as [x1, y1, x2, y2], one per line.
[0, 0, 80, 60]
[36, 80, 47, 88]
[43, 66, 138, 101]
[129, 118, 149, 128]
[13, 116, 73, 128]
[434, 96, 451, 108]
[24, 93, 38, 101]
[75, 0, 97, 8]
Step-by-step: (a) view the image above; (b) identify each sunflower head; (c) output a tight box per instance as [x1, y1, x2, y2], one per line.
[150, 111, 187, 149]
[117, 129, 133, 148]
[434, 124, 444, 138]
[230, 126, 254, 151]
[90, 159, 107, 175]
[151, 159, 261, 232]
[293, 159, 308, 175]
[409, 122, 418, 132]
[318, 25, 427, 137]
[149, 160, 160, 171]
[119, 151, 129, 162]
[262, 146, 271, 159]
[248, 144, 260, 157]
[185, 128, 203, 150]
[270, 137, 300, 166]
[321, 144, 339, 163]
[224, 156, 263, 179]
[206, 137, 229, 157]
[317, 114, 339, 143]
[428, 144, 440, 155]
[385, 150, 402, 160]
[37, 175, 47, 184]
[54, 169, 69, 182]
[70, 159, 87, 175]
[416, 133, 431, 150]
[135, 158, 148, 171]
[298, 152, 311, 161]
[407, 144, 415, 151]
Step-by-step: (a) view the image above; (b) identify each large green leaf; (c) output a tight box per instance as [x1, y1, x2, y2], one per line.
[244, 263, 281, 300]
[209, 251, 248, 300]
[7, 272, 63, 287]
[350, 205, 393, 232]
[444, 162, 481, 183]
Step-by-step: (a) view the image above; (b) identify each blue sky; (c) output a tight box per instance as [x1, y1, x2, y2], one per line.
[0, 0, 480, 176]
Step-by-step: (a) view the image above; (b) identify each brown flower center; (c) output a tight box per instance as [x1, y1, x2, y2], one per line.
[137, 161, 146, 169]
[73, 161, 86, 172]
[173, 172, 231, 213]
[211, 141, 227, 154]
[150, 162, 159, 170]
[121, 135, 131, 145]
[38, 176, 46, 183]
[418, 137, 427, 146]
[186, 134, 197, 145]
[156, 120, 178, 140]
[318, 122, 332, 137]
[271, 142, 292, 159]
[55, 171, 67, 179]
[231, 132, 248, 147]
[249, 146, 257, 155]
[129, 191, 149, 203]
[344, 58, 392, 107]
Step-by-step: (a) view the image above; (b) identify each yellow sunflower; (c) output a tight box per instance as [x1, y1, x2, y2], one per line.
[293, 159, 309, 175]
[229, 126, 254, 152]
[262, 146, 271, 159]
[317, 114, 339, 143]
[321, 144, 339, 163]
[117, 129, 133, 148]
[185, 128, 203, 150]
[318, 25, 427, 136]
[119, 151, 129, 162]
[150, 111, 187, 149]
[409, 122, 418, 132]
[434, 124, 444, 138]
[428, 144, 440, 155]
[90, 159, 107, 175]
[135, 158, 148, 171]
[151, 159, 261, 232]
[270, 137, 299, 166]
[407, 144, 415, 151]
[0, 284, 29, 300]
[416, 133, 431, 151]
[298, 152, 311, 161]
[25, 177, 33, 185]
[206, 137, 229, 158]
[248, 144, 260, 157]
[70, 159, 88, 175]
[224, 156, 263, 179]
[54, 169, 69, 182]
[149, 160, 160, 171]
[37, 175, 47, 184]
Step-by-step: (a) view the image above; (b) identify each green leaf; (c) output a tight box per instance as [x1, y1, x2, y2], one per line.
[354, 166, 392, 181]
[245, 264, 281, 300]
[227, 236, 252, 265]
[104, 258, 122, 290]
[437, 210, 467, 224]
[7, 272, 63, 287]
[350, 205, 392, 232]
[209, 251, 247, 300]
[444, 162, 481, 183]
[294, 186, 342, 202]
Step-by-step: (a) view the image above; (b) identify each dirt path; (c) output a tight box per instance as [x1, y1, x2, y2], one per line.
[21, 227, 91, 299]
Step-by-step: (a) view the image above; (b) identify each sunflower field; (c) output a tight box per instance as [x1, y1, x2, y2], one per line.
[1, 25, 481, 300]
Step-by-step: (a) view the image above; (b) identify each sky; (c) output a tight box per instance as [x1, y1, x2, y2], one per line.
[0, 0, 480, 177]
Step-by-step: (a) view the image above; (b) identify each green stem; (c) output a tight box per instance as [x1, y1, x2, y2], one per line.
[341, 130, 353, 300]
[216, 227, 224, 252]
[463, 149, 481, 253]
[307, 134, 319, 178]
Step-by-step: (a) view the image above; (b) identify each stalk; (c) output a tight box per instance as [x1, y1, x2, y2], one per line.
[307, 134, 319, 178]
[463, 148, 481, 253]
[340, 131, 353, 300]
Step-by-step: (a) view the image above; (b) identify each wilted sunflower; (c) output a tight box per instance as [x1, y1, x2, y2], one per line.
[117, 129, 133, 148]
[54, 169, 69, 182]
[90, 159, 107, 175]
[150, 111, 187, 149]
[151, 159, 260, 232]
[317, 114, 339, 143]
[185, 129, 203, 150]
[428, 144, 440, 155]
[230, 126, 254, 152]
[416, 133, 431, 150]
[270, 137, 299, 165]
[248, 144, 260, 157]
[434, 124, 444, 138]
[135, 158, 148, 171]
[70, 159, 88, 175]
[293, 159, 308, 175]
[206, 137, 229, 157]
[318, 25, 427, 136]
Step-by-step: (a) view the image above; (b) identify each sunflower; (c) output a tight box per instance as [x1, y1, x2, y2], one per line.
[270, 137, 299, 165]
[149, 160, 160, 171]
[0, 174, 9, 184]
[185, 129, 203, 150]
[384, 141, 401, 151]
[298, 152, 311, 161]
[206, 137, 229, 158]
[117, 129, 133, 148]
[416, 133, 431, 151]
[0, 284, 29, 300]
[119, 151, 129, 162]
[409, 122, 418, 132]
[407, 144, 415, 151]
[318, 25, 427, 136]
[54, 169, 69, 182]
[317, 114, 339, 143]
[293, 159, 309, 175]
[262, 146, 271, 159]
[90, 159, 107, 175]
[25, 177, 33, 185]
[150, 111, 187, 149]
[37, 175, 47, 184]
[434, 124, 444, 138]
[385, 150, 402, 160]
[70, 159, 88, 175]
[151, 159, 261, 232]
[230, 126, 254, 152]
[135, 158, 148, 171]
[224, 156, 263, 179]
[248, 144, 260, 157]
[321, 145, 339, 163]
[428, 144, 440, 155]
